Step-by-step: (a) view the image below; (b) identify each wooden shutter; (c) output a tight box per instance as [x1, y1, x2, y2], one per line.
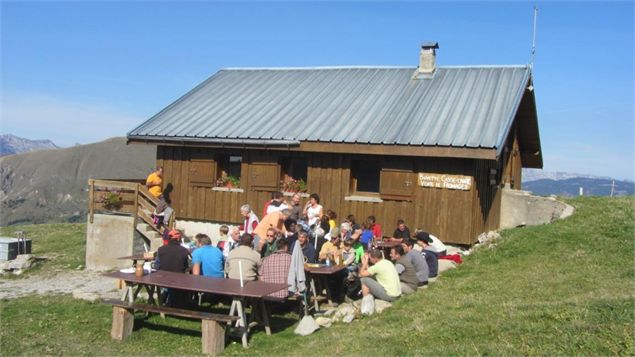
[189, 158, 216, 187]
[250, 162, 280, 191]
[380, 168, 415, 201]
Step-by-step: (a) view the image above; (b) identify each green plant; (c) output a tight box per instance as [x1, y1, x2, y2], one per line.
[281, 178, 307, 192]
[100, 191, 123, 210]
[227, 175, 240, 187]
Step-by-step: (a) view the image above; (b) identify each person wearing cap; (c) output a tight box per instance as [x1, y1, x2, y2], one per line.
[319, 229, 342, 262]
[414, 232, 438, 278]
[156, 229, 190, 273]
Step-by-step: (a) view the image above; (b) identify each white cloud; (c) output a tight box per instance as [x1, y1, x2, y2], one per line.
[0, 92, 144, 147]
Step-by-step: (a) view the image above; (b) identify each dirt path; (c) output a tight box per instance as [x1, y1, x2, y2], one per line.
[0, 270, 121, 300]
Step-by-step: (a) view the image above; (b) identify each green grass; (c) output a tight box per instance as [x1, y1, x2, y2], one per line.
[0, 223, 86, 277]
[1, 197, 633, 356]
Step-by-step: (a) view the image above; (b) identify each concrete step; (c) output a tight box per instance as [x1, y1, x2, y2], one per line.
[150, 238, 164, 251]
[136, 223, 154, 233]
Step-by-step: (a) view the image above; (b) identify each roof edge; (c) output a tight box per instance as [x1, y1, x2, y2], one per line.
[219, 64, 529, 71]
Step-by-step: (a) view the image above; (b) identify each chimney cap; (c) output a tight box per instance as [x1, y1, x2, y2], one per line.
[421, 42, 439, 50]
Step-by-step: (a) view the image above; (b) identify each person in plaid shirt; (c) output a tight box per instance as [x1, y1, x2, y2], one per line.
[259, 238, 291, 298]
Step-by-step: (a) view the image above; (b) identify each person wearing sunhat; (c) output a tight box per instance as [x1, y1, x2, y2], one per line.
[156, 229, 190, 273]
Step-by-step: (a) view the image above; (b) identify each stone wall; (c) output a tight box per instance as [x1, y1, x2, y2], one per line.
[85, 214, 135, 271]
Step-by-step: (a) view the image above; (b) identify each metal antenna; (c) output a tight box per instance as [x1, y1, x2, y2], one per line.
[530, 6, 538, 70]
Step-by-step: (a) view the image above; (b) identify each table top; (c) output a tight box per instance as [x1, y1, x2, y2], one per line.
[117, 254, 155, 261]
[304, 264, 347, 275]
[373, 240, 402, 248]
[103, 270, 288, 298]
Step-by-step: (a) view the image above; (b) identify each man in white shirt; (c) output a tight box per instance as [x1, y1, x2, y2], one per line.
[222, 226, 241, 259]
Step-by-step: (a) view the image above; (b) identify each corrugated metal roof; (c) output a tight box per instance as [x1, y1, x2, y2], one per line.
[128, 66, 531, 150]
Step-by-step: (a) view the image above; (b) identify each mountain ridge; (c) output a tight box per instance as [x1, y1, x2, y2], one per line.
[0, 134, 59, 157]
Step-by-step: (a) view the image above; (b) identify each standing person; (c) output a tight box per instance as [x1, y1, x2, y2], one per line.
[225, 234, 261, 281]
[146, 166, 164, 198]
[288, 193, 303, 222]
[259, 238, 292, 298]
[414, 232, 438, 278]
[239, 204, 259, 236]
[223, 227, 241, 259]
[264, 191, 288, 216]
[303, 193, 323, 228]
[191, 234, 224, 278]
[359, 249, 401, 302]
[326, 210, 337, 230]
[390, 245, 419, 295]
[391, 219, 411, 243]
[403, 239, 429, 286]
[253, 209, 290, 250]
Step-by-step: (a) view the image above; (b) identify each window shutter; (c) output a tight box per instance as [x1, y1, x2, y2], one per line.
[189, 158, 216, 187]
[250, 162, 280, 191]
[380, 169, 415, 201]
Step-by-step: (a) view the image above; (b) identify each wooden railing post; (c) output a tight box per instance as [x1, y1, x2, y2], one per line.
[89, 179, 95, 223]
[133, 183, 139, 230]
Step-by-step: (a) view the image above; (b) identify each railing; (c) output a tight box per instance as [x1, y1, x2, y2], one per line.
[88, 179, 174, 235]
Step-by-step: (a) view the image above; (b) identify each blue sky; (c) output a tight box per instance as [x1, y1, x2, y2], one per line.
[1, 1, 633, 180]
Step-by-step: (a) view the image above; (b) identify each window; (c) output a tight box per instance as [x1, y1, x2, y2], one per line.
[217, 155, 242, 182]
[280, 158, 308, 191]
[350, 160, 380, 193]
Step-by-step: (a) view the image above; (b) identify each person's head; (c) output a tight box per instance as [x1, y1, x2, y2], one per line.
[369, 249, 383, 264]
[240, 204, 252, 217]
[219, 225, 229, 236]
[415, 231, 432, 247]
[298, 231, 309, 246]
[168, 229, 182, 243]
[229, 226, 241, 242]
[273, 191, 284, 201]
[367, 215, 376, 225]
[346, 214, 356, 225]
[340, 222, 351, 235]
[327, 209, 337, 220]
[309, 193, 320, 205]
[239, 233, 254, 247]
[291, 193, 301, 206]
[155, 166, 164, 177]
[265, 228, 277, 243]
[397, 219, 406, 231]
[403, 239, 415, 253]
[278, 208, 291, 220]
[343, 239, 353, 251]
[276, 238, 289, 252]
[284, 218, 297, 232]
[195, 233, 212, 247]
[390, 245, 405, 261]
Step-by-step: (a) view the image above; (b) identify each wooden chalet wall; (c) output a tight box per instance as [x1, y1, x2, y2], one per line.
[155, 145, 515, 245]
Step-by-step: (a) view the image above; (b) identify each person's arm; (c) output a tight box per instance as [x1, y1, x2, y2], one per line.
[192, 263, 201, 275]
[318, 243, 330, 260]
[359, 253, 371, 277]
[344, 252, 355, 266]
[395, 263, 405, 275]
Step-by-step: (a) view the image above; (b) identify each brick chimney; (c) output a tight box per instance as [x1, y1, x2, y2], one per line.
[418, 42, 439, 75]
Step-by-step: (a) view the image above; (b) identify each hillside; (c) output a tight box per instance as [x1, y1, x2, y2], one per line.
[0, 134, 59, 156]
[0, 137, 156, 225]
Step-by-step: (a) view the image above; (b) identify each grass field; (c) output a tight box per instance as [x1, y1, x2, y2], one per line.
[1, 196, 633, 356]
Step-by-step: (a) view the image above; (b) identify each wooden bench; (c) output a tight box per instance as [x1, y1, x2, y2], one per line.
[104, 299, 239, 356]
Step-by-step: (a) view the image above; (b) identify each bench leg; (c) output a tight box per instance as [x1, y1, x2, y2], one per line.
[202, 319, 225, 356]
[310, 278, 319, 312]
[235, 299, 249, 348]
[111, 306, 134, 340]
[259, 299, 272, 335]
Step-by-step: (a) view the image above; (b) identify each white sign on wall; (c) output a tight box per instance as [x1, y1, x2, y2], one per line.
[418, 173, 472, 191]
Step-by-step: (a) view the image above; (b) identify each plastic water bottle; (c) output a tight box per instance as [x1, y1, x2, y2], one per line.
[325, 257, 331, 266]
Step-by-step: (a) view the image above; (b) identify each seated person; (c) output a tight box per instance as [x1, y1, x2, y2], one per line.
[350, 224, 365, 263]
[415, 232, 438, 278]
[284, 218, 298, 244]
[259, 238, 292, 298]
[215, 225, 229, 247]
[359, 249, 401, 302]
[225, 233, 261, 281]
[260, 228, 280, 258]
[319, 232, 342, 263]
[390, 245, 419, 295]
[341, 239, 358, 274]
[339, 222, 352, 241]
[155, 229, 190, 273]
[391, 219, 411, 243]
[360, 221, 374, 249]
[290, 230, 317, 263]
[367, 215, 382, 241]
[425, 232, 447, 257]
[222, 226, 242, 259]
[403, 239, 429, 285]
[191, 233, 224, 278]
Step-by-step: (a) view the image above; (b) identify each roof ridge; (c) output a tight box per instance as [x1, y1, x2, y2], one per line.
[219, 64, 528, 71]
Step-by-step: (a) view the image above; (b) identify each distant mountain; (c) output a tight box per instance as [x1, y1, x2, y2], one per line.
[523, 177, 635, 197]
[522, 168, 612, 182]
[0, 137, 156, 225]
[0, 134, 59, 156]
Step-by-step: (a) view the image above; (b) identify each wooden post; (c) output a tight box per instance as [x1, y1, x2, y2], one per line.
[88, 179, 95, 223]
[111, 306, 134, 340]
[133, 184, 139, 231]
[201, 319, 225, 356]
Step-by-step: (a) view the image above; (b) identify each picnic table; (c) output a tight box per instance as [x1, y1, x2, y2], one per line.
[304, 263, 347, 311]
[103, 270, 287, 348]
